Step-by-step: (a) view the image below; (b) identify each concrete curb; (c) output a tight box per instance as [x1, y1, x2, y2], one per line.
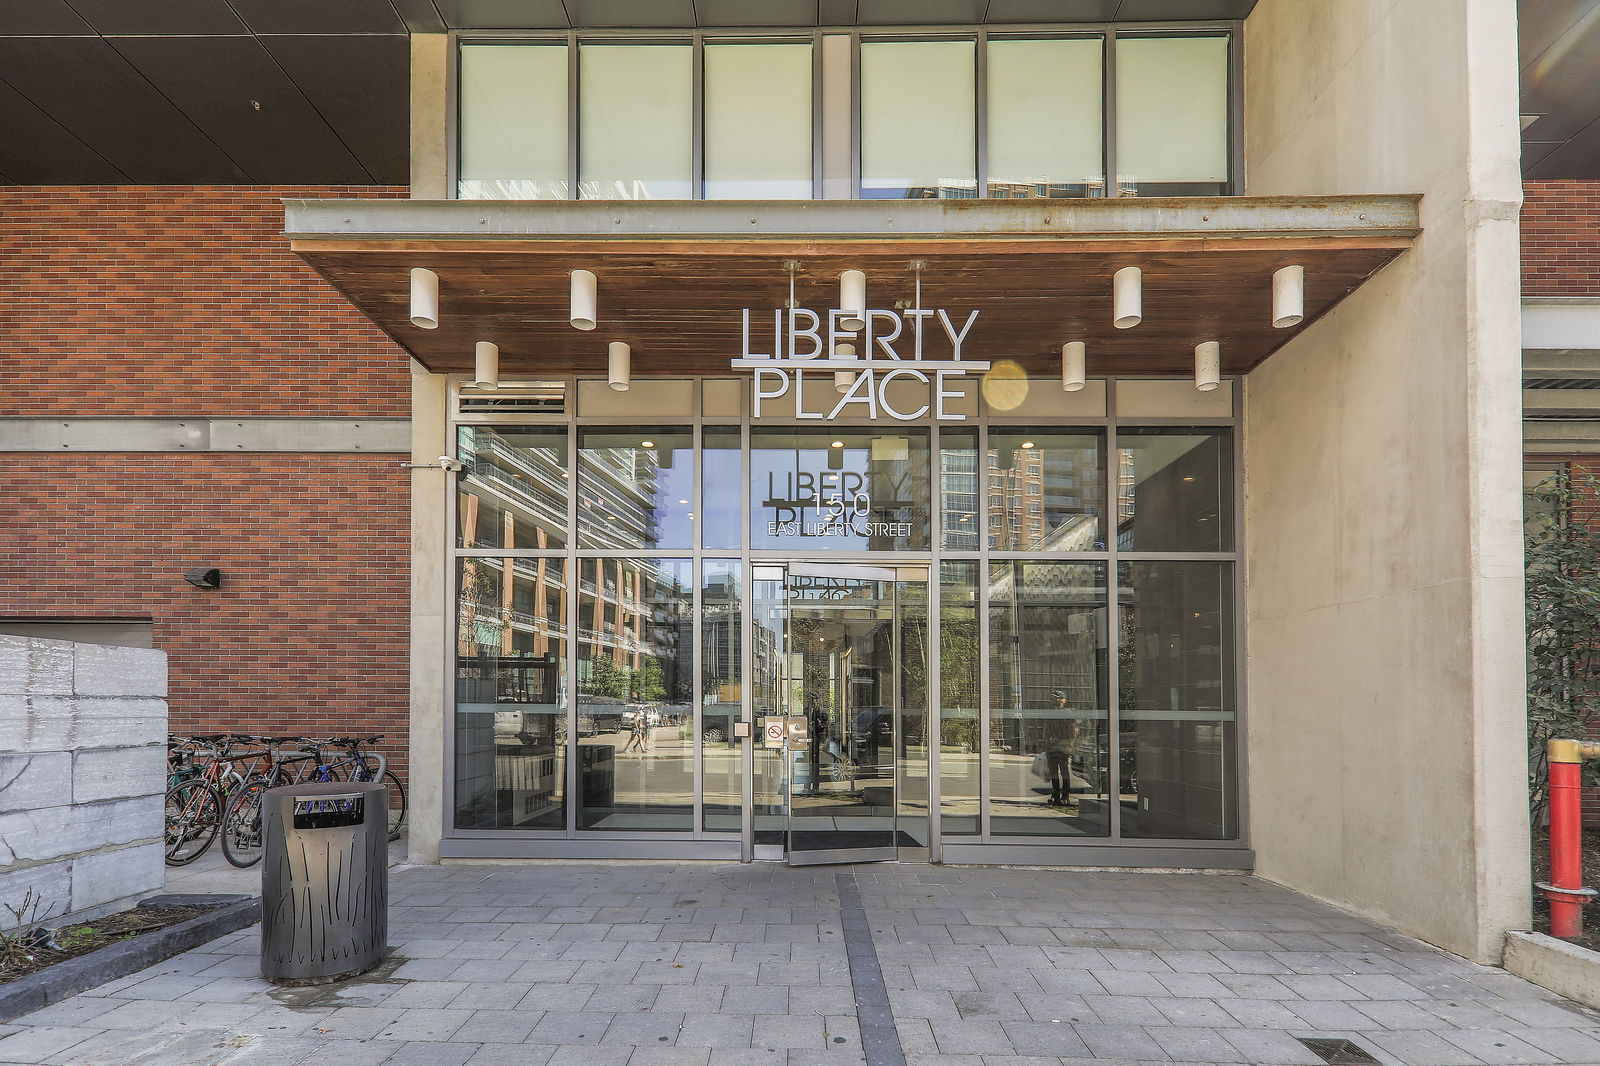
[0, 893, 259, 1023]
[1503, 930, 1600, 1011]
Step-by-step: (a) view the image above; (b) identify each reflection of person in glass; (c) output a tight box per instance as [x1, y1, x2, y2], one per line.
[1046, 689, 1081, 806]
[806, 693, 827, 793]
[623, 712, 650, 754]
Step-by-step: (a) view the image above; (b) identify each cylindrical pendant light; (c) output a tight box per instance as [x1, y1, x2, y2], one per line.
[473, 341, 499, 390]
[409, 267, 439, 330]
[571, 269, 598, 331]
[833, 343, 857, 394]
[1195, 340, 1221, 392]
[608, 341, 631, 392]
[1113, 266, 1142, 329]
[840, 270, 867, 332]
[1273, 264, 1305, 328]
[1061, 341, 1086, 393]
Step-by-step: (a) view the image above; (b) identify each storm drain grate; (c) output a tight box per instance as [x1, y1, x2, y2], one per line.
[1296, 1037, 1382, 1064]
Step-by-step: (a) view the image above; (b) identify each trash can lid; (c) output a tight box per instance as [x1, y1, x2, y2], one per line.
[265, 780, 386, 799]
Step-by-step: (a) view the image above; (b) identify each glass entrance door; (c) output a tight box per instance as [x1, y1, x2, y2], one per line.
[752, 563, 927, 865]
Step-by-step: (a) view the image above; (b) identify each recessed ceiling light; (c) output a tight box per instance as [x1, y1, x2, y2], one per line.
[1020, 441, 1036, 450]
[1182, 476, 1195, 482]
[677, 498, 688, 505]
[640, 440, 655, 449]
[830, 440, 844, 448]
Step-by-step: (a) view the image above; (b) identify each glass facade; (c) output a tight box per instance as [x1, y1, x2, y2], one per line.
[455, 30, 1235, 201]
[450, 383, 1239, 856]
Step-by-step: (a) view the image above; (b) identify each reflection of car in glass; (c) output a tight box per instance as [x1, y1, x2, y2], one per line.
[577, 693, 625, 735]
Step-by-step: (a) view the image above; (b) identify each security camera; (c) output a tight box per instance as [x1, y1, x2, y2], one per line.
[438, 456, 464, 472]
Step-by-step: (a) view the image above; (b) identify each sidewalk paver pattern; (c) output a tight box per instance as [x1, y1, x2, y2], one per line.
[1, 864, 1598, 1066]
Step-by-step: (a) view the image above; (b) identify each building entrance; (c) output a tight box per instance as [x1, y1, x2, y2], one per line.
[751, 564, 929, 864]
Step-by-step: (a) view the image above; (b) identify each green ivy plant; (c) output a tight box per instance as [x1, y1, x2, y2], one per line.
[1525, 471, 1600, 819]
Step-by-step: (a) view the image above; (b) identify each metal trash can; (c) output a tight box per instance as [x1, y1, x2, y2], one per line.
[260, 781, 388, 984]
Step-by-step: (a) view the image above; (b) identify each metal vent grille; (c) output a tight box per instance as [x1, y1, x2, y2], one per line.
[458, 383, 567, 414]
[1297, 1037, 1381, 1065]
[1525, 377, 1600, 390]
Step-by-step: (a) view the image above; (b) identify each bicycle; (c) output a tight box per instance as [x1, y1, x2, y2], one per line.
[163, 734, 268, 866]
[220, 735, 406, 868]
[218, 736, 322, 868]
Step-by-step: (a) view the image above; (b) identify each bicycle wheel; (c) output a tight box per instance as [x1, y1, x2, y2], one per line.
[381, 770, 407, 841]
[164, 781, 221, 866]
[220, 780, 267, 868]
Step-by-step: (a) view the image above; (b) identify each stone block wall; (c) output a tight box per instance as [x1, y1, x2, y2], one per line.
[0, 635, 167, 927]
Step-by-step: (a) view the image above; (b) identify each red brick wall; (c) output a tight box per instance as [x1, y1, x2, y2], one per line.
[0, 185, 410, 417]
[0, 187, 413, 779]
[1523, 181, 1600, 298]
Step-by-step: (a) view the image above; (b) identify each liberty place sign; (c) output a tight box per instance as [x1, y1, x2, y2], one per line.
[733, 306, 990, 421]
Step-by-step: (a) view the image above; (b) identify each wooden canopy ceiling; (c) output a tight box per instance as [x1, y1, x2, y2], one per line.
[287, 197, 1419, 379]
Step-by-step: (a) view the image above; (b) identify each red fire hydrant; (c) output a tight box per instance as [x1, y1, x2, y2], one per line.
[1540, 737, 1600, 939]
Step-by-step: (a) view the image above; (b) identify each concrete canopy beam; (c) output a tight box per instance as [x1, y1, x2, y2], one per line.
[284, 194, 1421, 243]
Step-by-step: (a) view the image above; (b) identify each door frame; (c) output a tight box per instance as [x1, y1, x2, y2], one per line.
[745, 561, 930, 864]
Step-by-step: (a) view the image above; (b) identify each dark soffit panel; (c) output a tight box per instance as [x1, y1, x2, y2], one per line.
[0, 36, 251, 183]
[0, 0, 92, 34]
[1526, 122, 1600, 179]
[389, 0, 448, 32]
[0, 76, 127, 183]
[856, 0, 985, 24]
[107, 35, 371, 184]
[694, 0, 821, 26]
[260, 33, 412, 183]
[1520, 0, 1599, 64]
[984, 1, 1120, 21]
[574, 0, 697, 27]
[226, 0, 407, 35]
[1113, 0, 1255, 18]
[432, 0, 570, 28]
[64, 0, 249, 36]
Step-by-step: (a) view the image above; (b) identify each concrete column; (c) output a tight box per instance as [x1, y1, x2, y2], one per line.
[409, 361, 449, 864]
[411, 34, 449, 199]
[1242, 0, 1529, 962]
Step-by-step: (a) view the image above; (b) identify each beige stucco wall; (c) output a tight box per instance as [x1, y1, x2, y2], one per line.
[1242, 0, 1529, 962]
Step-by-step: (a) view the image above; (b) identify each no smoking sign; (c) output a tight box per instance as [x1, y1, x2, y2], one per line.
[762, 718, 786, 749]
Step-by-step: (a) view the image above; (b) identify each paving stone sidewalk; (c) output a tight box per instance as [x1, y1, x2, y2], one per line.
[2, 863, 1598, 1066]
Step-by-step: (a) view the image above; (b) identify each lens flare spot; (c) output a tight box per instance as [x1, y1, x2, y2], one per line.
[982, 360, 1029, 411]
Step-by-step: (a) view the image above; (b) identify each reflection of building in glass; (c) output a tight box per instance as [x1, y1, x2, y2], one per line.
[940, 448, 980, 549]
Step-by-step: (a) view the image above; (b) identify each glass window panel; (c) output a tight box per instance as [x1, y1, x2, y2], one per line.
[860, 39, 976, 199]
[941, 430, 981, 551]
[454, 557, 567, 830]
[704, 41, 813, 199]
[751, 427, 931, 550]
[987, 561, 1109, 837]
[703, 428, 743, 550]
[577, 427, 694, 550]
[1115, 428, 1233, 551]
[579, 42, 693, 199]
[939, 562, 980, 837]
[1117, 561, 1236, 839]
[987, 37, 1103, 199]
[577, 558, 694, 831]
[456, 426, 568, 549]
[458, 43, 570, 200]
[1115, 35, 1230, 196]
[897, 578, 931, 847]
[988, 429, 1105, 551]
[702, 560, 743, 832]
